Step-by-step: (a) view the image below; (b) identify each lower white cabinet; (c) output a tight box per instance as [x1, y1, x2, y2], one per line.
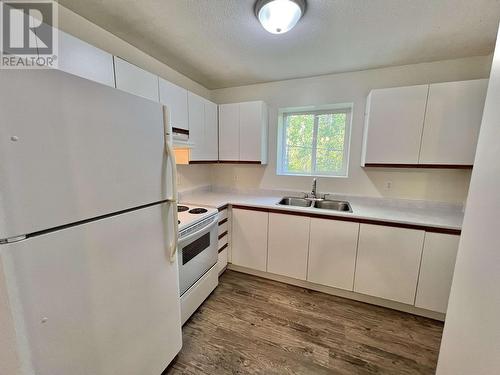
[231, 209, 268, 271]
[307, 219, 359, 291]
[267, 213, 310, 280]
[415, 233, 460, 313]
[354, 224, 425, 304]
[229, 206, 457, 314]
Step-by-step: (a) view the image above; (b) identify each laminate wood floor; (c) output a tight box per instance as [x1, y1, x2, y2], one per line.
[165, 270, 443, 375]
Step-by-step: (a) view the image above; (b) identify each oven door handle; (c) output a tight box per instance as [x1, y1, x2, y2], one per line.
[178, 216, 218, 245]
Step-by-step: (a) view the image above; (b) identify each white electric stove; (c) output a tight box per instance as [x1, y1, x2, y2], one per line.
[177, 204, 218, 231]
[176, 204, 219, 324]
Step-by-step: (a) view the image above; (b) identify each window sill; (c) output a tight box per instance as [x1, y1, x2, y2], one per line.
[276, 172, 348, 179]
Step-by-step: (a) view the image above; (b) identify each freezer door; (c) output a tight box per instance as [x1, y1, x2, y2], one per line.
[0, 203, 182, 375]
[0, 70, 174, 239]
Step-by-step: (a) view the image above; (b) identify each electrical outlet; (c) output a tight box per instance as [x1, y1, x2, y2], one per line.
[385, 181, 393, 190]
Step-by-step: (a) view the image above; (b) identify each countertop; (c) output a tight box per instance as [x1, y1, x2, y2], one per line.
[180, 189, 464, 232]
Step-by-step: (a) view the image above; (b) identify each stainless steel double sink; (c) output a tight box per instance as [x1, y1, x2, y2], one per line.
[278, 197, 352, 212]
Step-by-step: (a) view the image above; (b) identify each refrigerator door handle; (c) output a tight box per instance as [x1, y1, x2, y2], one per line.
[163, 106, 179, 263]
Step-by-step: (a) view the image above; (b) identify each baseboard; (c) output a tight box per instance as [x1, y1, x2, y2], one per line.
[227, 264, 445, 321]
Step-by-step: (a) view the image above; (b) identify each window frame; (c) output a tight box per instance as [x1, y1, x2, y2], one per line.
[277, 105, 353, 178]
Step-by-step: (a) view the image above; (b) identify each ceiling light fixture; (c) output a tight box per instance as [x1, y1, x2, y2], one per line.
[255, 0, 306, 35]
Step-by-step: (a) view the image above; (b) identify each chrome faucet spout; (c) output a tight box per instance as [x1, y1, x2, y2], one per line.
[311, 178, 317, 199]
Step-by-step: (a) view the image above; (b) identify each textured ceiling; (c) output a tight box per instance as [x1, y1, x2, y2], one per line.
[58, 0, 500, 89]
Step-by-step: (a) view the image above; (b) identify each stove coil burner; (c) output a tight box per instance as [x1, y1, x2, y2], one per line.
[177, 205, 189, 212]
[189, 208, 208, 214]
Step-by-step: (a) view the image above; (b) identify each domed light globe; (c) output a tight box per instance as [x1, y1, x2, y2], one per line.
[255, 0, 306, 34]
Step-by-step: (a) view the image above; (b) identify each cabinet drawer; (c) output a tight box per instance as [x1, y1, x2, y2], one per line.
[218, 209, 228, 222]
[218, 235, 228, 251]
[217, 248, 228, 274]
[218, 221, 228, 237]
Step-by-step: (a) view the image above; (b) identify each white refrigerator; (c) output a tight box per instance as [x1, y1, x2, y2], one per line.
[0, 70, 182, 375]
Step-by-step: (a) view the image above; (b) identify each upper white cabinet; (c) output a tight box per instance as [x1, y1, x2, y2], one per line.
[239, 101, 268, 162]
[158, 78, 189, 132]
[415, 233, 460, 313]
[58, 31, 115, 87]
[188, 92, 205, 160]
[267, 213, 310, 280]
[307, 219, 359, 291]
[188, 93, 218, 162]
[419, 79, 488, 165]
[218, 103, 240, 161]
[218, 101, 268, 164]
[362, 85, 428, 165]
[362, 79, 488, 167]
[354, 224, 425, 304]
[204, 100, 219, 161]
[231, 209, 268, 272]
[113, 57, 159, 102]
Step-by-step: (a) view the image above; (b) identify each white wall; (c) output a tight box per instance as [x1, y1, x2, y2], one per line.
[211, 55, 492, 202]
[436, 28, 500, 375]
[176, 165, 212, 191]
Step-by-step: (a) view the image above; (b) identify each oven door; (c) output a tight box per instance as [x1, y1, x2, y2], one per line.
[177, 215, 219, 296]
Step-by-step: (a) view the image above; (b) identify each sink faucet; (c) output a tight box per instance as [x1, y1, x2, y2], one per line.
[311, 178, 317, 199]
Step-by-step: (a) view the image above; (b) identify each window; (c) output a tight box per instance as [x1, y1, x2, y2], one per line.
[277, 105, 352, 177]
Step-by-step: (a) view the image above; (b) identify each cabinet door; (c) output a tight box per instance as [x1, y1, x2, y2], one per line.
[218, 103, 240, 161]
[419, 79, 488, 165]
[307, 219, 359, 291]
[231, 209, 268, 271]
[114, 57, 159, 102]
[267, 213, 310, 280]
[204, 100, 219, 161]
[362, 85, 428, 165]
[58, 31, 115, 87]
[354, 224, 425, 304]
[415, 233, 459, 313]
[239, 101, 264, 162]
[188, 92, 205, 161]
[158, 78, 189, 131]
